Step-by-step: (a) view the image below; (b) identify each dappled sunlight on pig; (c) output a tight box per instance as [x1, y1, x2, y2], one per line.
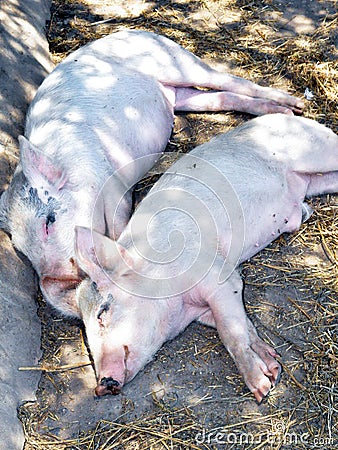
[29, 97, 52, 117]
[124, 105, 141, 121]
[83, 75, 118, 91]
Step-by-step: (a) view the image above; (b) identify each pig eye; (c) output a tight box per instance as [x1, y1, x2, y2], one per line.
[45, 212, 56, 235]
[97, 302, 110, 325]
[46, 212, 56, 225]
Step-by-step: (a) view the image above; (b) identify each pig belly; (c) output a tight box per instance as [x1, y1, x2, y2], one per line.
[238, 172, 309, 261]
[240, 196, 305, 261]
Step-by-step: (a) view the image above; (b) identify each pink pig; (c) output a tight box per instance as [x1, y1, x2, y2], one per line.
[0, 29, 303, 316]
[75, 114, 338, 402]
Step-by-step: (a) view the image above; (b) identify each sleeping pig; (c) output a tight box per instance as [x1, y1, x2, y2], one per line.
[0, 29, 303, 315]
[74, 113, 338, 402]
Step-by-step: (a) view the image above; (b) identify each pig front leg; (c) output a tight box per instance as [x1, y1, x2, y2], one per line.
[174, 88, 297, 116]
[94, 176, 133, 240]
[204, 269, 281, 402]
[103, 190, 132, 240]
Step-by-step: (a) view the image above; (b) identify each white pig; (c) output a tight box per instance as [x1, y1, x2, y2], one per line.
[74, 114, 338, 402]
[0, 29, 304, 316]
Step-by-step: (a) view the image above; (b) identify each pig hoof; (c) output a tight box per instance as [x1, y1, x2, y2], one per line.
[236, 335, 282, 402]
[250, 340, 281, 386]
[95, 377, 121, 396]
[253, 387, 269, 404]
[253, 362, 282, 403]
[274, 364, 282, 385]
[301, 202, 313, 223]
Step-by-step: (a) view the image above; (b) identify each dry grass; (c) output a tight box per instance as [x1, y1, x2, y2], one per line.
[20, 0, 337, 449]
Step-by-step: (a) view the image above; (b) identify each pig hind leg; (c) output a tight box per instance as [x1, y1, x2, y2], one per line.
[280, 170, 337, 234]
[306, 172, 338, 197]
[205, 269, 281, 402]
[128, 30, 302, 114]
[193, 71, 304, 113]
[301, 202, 313, 223]
[174, 88, 296, 116]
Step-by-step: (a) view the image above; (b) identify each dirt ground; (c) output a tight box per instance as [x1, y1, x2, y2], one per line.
[17, 1, 337, 449]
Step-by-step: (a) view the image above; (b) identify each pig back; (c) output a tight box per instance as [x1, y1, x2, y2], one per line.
[24, 48, 175, 186]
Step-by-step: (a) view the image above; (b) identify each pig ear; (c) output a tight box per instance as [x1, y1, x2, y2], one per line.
[75, 226, 134, 283]
[19, 136, 68, 190]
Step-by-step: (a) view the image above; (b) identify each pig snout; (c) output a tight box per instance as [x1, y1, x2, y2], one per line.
[95, 377, 121, 396]
[94, 344, 130, 397]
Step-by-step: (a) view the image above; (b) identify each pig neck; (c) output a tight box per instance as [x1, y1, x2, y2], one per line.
[115, 242, 209, 341]
[136, 293, 203, 344]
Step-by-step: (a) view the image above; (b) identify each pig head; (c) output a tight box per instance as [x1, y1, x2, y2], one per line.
[0, 136, 134, 316]
[0, 137, 89, 315]
[74, 227, 192, 395]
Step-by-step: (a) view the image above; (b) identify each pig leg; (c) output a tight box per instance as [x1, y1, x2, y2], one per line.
[93, 174, 133, 240]
[180, 71, 304, 114]
[118, 31, 303, 114]
[91, 189, 131, 240]
[103, 190, 132, 240]
[280, 122, 338, 176]
[174, 88, 295, 116]
[306, 172, 338, 197]
[197, 309, 217, 328]
[160, 60, 303, 114]
[204, 269, 280, 402]
[279, 168, 338, 234]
